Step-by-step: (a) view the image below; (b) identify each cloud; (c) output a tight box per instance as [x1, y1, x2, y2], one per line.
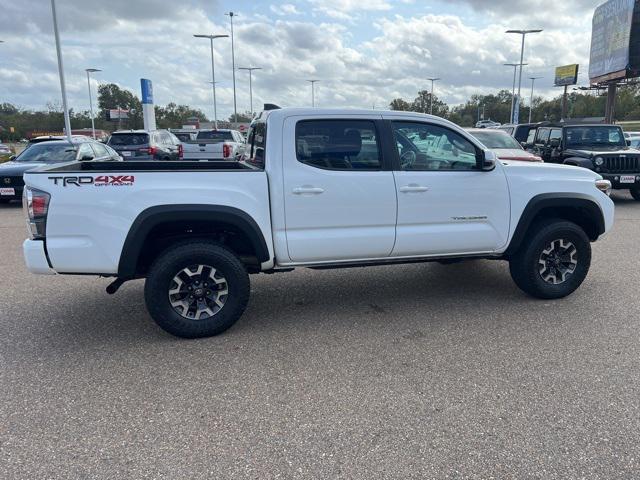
[270, 4, 301, 16]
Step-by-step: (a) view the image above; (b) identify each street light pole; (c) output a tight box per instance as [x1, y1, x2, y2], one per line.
[528, 76, 542, 123]
[307, 80, 319, 107]
[238, 67, 262, 116]
[427, 77, 441, 115]
[226, 12, 238, 123]
[505, 63, 527, 124]
[50, 0, 72, 143]
[85, 68, 101, 139]
[506, 29, 543, 123]
[194, 34, 229, 130]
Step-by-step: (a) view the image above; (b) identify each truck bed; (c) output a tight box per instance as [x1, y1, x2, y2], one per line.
[40, 160, 256, 173]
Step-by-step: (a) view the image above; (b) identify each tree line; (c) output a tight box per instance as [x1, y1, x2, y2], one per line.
[390, 85, 640, 126]
[0, 83, 254, 141]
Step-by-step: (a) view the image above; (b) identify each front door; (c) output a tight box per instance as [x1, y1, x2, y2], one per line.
[389, 120, 511, 257]
[283, 117, 397, 263]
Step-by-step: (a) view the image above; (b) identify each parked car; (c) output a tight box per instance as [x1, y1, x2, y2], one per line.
[182, 129, 246, 161]
[467, 129, 542, 162]
[107, 130, 183, 161]
[530, 123, 640, 199]
[28, 135, 90, 146]
[0, 143, 13, 163]
[0, 138, 120, 203]
[498, 123, 543, 146]
[475, 119, 501, 129]
[22, 107, 614, 338]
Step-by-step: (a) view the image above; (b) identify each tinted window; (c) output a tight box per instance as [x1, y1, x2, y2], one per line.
[295, 120, 381, 171]
[245, 122, 266, 169]
[174, 133, 193, 142]
[564, 126, 626, 148]
[197, 131, 234, 142]
[526, 129, 537, 145]
[108, 133, 149, 146]
[536, 128, 551, 144]
[514, 126, 533, 143]
[16, 143, 77, 163]
[393, 122, 477, 171]
[550, 129, 562, 141]
[472, 130, 522, 150]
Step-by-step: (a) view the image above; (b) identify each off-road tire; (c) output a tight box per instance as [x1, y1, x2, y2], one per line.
[509, 220, 591, 299]
[144, 241, 250, 338]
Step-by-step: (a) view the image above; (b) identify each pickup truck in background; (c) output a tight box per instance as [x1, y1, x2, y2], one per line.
[22, 107, 614, 339]
[181, 129, 246, 161]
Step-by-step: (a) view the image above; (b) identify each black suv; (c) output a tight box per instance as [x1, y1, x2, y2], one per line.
[107, 129, 182, 161]
[530, 123, 640, 199]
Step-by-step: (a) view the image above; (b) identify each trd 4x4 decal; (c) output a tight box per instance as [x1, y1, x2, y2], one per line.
[48, 175, 135, 187]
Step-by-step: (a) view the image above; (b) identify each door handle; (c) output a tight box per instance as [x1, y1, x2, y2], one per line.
[293, 186, 325, 195]
[399, 184, 429, 193]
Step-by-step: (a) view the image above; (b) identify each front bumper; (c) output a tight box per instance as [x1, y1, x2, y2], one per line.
[600, 173, 640, 189]
[23, 239, 55, 275]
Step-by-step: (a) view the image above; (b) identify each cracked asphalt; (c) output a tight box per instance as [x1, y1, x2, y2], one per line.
[1, 192, 640, 479]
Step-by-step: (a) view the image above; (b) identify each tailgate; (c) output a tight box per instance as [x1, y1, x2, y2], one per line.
[183, 142, 224, 160]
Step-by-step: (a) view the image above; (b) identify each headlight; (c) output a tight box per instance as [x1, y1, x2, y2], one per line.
[594, 156, 605, 166]
[595, 179, 612, 196]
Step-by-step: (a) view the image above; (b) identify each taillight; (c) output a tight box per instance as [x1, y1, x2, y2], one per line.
[139, 146, 157, 156]
[178, 144, 184, 159]
[223, 143, 231, 158]
[23, 187, 50, 239]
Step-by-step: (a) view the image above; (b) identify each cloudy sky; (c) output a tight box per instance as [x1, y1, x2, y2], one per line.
[0, 0, 603, 119]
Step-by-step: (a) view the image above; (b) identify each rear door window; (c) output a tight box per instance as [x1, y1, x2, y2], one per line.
[536, 128, 550, 144]
[197, 131, 234, 142]
[246, 122, 266, 169]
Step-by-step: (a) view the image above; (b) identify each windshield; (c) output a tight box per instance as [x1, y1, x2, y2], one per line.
[108, 133, 149, 146]
[16, 143, 77, 163]
[565, 126, 626, 148]
[196, 131, 234, 142]
[472, 131, 522, 150]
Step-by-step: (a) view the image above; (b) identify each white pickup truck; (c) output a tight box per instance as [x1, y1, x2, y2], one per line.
[22, 107, 614, 338]
[181, 129, 246, 161]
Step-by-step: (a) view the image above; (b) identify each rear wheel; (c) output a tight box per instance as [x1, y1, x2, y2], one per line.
[630, 187, 640, 201]
[509, 220, 591, 299]
[144, 242, 250, 338]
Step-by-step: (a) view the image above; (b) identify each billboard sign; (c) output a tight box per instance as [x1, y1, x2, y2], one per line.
[141, 78, 154, 105]
[589, 0, 636, 82]
[108, 109, 129, 120]
[555, 64, 580, 86]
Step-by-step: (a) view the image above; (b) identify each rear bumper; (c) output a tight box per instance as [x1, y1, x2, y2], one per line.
[0, 185, 23, 201]
[600, 173, 640, 189]
[23, 239, 55, 275]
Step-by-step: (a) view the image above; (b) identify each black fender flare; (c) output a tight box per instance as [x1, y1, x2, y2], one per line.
[117, 204, 270, 279]
[504, 193, 605, 256]
[563, 157, 593, 169]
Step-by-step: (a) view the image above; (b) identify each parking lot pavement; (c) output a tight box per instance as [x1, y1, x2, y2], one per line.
[1, 194, 640, 479]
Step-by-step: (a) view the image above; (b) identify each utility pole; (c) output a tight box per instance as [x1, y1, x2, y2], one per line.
[194, 34, 229, 129]
[238, 67, 262, 116]
[50, 0, 72, 143]
[226, 12, 238, 123]
[506, 29, 542, 124]
[307, 80, 319, 107]
[427, 77, 441, 115]
[85, 68, 101, 139]
[505, 63, 527, 123]
[528, 76, 542, 123]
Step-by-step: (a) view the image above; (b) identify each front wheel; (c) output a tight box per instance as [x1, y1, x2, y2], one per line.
[144, 242, 250, 338]
[509, 220, 591, 299]
[630, 187, 640, 201]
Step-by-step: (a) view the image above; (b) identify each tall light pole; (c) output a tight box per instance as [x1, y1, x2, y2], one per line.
[225, 12, 238, 123]
[528, 76, 542, 123]
[307, 80, 319, 107]
[506, 29, 542, 123]
[50, 0, 72, 143]
[194, 34, 229, 130]
[427, 77, 441, 115]
[85, 68, 101, 139]
[505, 62, 527, 124]
[238, 67, 262, 116]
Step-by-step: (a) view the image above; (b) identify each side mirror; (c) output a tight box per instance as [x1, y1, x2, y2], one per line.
[479, 150, 497, 171]
[520, 141, 529, 148]
[626, 140, 632, 147]
[550, 138, 560, 148]
[9, 155, 16, 161]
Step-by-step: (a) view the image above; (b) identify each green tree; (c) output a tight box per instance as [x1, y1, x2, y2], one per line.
[97, 83, 143, 129]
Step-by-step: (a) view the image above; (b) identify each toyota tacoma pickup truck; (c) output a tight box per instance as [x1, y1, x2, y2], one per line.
[182, 129, 246, 161]
[22, 107, 615, 338]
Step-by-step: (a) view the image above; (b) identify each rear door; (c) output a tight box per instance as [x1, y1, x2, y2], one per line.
[282, 116, 397, 263]
[390, 120, 510, 256]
